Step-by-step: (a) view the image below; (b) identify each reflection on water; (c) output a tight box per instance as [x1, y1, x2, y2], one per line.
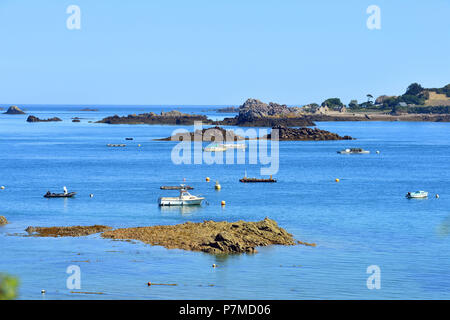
[159, 205, 203, 216]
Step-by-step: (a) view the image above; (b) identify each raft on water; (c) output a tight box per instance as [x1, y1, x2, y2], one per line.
[160, 185, 194, 190]
[239, 175, 276, 183]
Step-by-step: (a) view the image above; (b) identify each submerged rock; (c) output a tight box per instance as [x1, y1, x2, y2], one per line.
[26, 115, 62, 122]
[101, 218, 298, 254]
[25, 225, 112, 237]
[0, 216, 8, 225]
[4, 106, 25, 114]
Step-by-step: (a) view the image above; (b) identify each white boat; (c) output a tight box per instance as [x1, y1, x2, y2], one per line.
[221, 143, 246, 149]
[158, 187, 204, 206]
[203, 143, 227, 152]
[337, 148, 370, 154]
[406, 191, 428, 199]
[203, 143, 246, 152]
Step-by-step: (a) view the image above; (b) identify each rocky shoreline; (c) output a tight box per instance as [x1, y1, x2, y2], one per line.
[22, 218, 305, 254]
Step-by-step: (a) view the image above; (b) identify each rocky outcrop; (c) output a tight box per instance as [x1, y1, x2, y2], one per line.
[155, 126, 246, 141]
[4, 106, 25, 114]
[26, 115, 62, 122]
[97, 110, 211, 125]
[25, 225, 112, 237]
[80, 108, 98, 112]
[215, 99, 315, 127]
[0, 216, 8, 225]
[101, 218, 298, 254]
[216, 106, 239, 113]
[262, 125, 353, 141]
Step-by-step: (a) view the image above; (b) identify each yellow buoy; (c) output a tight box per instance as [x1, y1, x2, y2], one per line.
[221, 200, 226, 206]
[138, 144, 141, 147]
[0, 186, 4, 190]
[206, 177, 210, 182]
[215, 181, 221, 190]
[212, 264, 218, 268]
[335, 178, 340, 183]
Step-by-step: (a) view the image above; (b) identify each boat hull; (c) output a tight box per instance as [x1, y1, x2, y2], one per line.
[158, 198, 204, 206]
[44, 192, 77, 198]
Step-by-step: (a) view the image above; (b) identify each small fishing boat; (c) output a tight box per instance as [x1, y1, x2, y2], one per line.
[107, 144, 126, 147]
[203, 143, 227, 152]
[337, 148, 370, 154]
[221, 143, 246, 150]
[406, 191, 428, 199]
[158, 187, 204, 206]
[160, 185, 194, 190]
[125, 138, 134, 141]
[239, 173, 276, 183]
[44, 191, 77, 198]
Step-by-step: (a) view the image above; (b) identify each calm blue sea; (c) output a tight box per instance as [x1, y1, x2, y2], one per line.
[0, 105, 449, 299]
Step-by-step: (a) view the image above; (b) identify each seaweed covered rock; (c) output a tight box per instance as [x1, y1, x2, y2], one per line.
[26, 115, 62, 122]
[263, 125, 353, 141]
[101, 217, 298, 254]
[25, 225, 112, 237]
[0, 216, 8, 225]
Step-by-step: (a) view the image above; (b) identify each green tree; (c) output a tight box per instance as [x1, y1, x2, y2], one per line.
[0, 274, 19, 300]
[405, 83, 423, 96]
[348, 100, 359, 109]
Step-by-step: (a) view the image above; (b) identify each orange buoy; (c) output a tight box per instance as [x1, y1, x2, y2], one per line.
[206, 177, 210, 182]
[221, 201, 226, 206]
[335, 178, 340, 183]
[147, 282, 152, 286]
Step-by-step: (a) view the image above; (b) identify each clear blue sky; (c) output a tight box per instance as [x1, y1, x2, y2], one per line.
[0, 0, 449, 105]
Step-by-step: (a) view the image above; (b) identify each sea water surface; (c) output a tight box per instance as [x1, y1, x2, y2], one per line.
[0, 105, 449, 299]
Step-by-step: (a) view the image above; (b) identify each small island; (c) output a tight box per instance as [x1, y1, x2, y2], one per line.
[26, 115, 62, 122]
[23, 218, 305, 254]
[97, 110, 211, 125]
[155, 126, 246, 141]
[214, 99, 315, 127]
[264, 125, 353, 141]
[156, 125, 353, 141]
[3, 106, 25, 115]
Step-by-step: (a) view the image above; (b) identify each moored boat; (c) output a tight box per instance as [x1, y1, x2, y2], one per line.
[337, 148, 370, 154]
[44, 191, 77, 198]
[406, 191, 428, 199]
[158, 187, 204, 206]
